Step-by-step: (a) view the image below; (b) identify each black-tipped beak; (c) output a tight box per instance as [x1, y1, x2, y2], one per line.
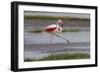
[61, 24, 64, 26]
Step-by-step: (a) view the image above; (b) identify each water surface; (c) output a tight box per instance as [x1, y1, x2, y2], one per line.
[24, 31, 90, 60]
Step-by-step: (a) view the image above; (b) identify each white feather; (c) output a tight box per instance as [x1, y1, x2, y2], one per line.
[46, 24, 57, 28]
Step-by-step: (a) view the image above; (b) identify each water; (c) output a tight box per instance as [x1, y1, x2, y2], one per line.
[24, 31, 90, 60]
[24, 31, 90, 44]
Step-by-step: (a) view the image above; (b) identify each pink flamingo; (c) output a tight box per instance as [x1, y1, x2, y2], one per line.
[44, 19, 70, 43]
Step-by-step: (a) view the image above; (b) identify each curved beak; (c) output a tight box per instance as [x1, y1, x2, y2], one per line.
[57, 19, 64, 26]
[61, 21, 64, 26]
[61, 24, 64, 26]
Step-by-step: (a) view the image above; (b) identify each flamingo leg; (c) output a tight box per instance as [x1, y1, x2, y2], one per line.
[51, 33, 70, 44]
[50, 33, 53, 44]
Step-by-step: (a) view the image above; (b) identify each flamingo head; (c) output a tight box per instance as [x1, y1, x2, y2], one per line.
[57, 19, 64, 26]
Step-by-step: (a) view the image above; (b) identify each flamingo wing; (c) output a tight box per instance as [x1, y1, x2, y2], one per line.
[45, 24, 57, 32]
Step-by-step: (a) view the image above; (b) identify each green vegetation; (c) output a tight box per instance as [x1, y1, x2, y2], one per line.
[26, 28, 80, 33]
[26, 28, 42, 33]
[24, 53, 90, 62]
[62, 29, 80, 32]
[24, 16, 89, 21]
[27, 29, 42, 33]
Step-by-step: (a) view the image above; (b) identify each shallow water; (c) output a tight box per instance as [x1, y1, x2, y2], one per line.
[24, 31, 90, 60]
[24, 31, 90, 44]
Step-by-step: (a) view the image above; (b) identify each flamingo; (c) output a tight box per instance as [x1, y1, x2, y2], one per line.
[44, 19, 70, 44]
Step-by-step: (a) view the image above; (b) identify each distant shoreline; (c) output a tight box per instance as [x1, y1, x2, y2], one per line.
[24, 11, 90, 19]
[24, 16, 90, 21]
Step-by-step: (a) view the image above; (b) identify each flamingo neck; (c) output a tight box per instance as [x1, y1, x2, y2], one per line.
[56, 23, 62, 32]
[56, 23, 60, 27]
